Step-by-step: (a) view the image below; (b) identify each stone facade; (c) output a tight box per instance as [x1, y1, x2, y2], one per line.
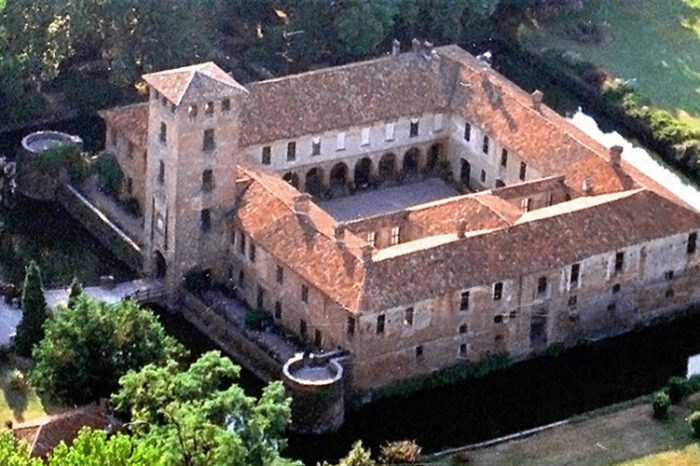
[99, 43, 700, 395]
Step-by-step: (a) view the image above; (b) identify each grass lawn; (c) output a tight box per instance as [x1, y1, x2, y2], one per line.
[0, 362, 52, 425]
[441, 393, 700, 466]
[517, 0, 700, 128]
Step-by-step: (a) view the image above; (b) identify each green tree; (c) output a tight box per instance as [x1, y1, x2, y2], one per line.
[15, 260, 47, 356]
[94, 152, 124, 195]
[48, 428, 161, 466]
[320, 440, 376, 466]
[31, 295, 184, 405]
[333, 1, 395, 60]
[0, 430, 41, 466]
[67, 276, 83, 308]
[113, 351, 301, 466]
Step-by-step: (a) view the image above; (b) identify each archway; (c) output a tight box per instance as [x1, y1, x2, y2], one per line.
[330, 163, 348, 188]
[495, 179, 505, 188]
[283, 172, 299, 189]
[154, 250, 166, 278]
[426, 143, 443, 173]
[460, 159, 471, 188]
[354, 157, 372, 189]
[379, 152, 397, 182]
[305, 167, 324, 196]
[403, 148, 419, 177]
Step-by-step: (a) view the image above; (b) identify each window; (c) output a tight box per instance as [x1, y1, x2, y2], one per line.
[570, 263, 580, 287]
[665, 270, 674, 280]
[200, 209, 211, 232]
[158, 161, 165, 184]
[314, 329, 322, 347]
[203, 129, 215, 152]
[568, 295, 577, 307]
[433, 113, 443, 132]
[205, 101, 214, 116]
[459, 291, 470, 311]
[390, 226, 400, 246]
[347, 316, 356, 336]
[404, 307, 414, 326]
[311, 137, 321, 156]
[274, 302, 282, 319]
[239, 234, 246, 255]
[276, 265, 284, 284]
[385, 123, 395, 141]
[519, 162, 527, 181]
[367, 232, 376, 248]
[614, 251, 624, 273]
[464, 122, 471, 141]
[509, 310, 518, 319]
[410, 119, 419, 137]
[607, 303, 616, 311]
[222, 98, 231, 112]
[501, 149, 508, 168]
[300, 319, 307, 337]
[361, 128, 370, 146]
[376, 314, 385, 334]
[482, 135, 489, 154]
[493, 282, 503, 300]
[520, 198, 531, 212]
[301, 284, 309, 303]
[494, 315, 503, 323]
[688, 232, 697, 254]
[249, 243, 256, 262]
[415, 345, 424, 358]
[612, 283, 621, 293]
[537, 276, 547, 296]
[459, 343, 467, 355]
[480, 169, 486, 183]
[202, 169, 214, 191]
[188, 104, 198, 120]
[261, 146, 271, 165]
[337, 132, 346, 151]
[459, 324, 467, 334]
[159, 122, 167, 144]
[287, 141, 296, 161]
[238, 270, 245, 288]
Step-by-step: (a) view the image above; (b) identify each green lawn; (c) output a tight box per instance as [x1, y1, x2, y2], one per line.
[619, 443, 700, 466]
[0, 362, 52, 425]
[518, 0, 700, 128]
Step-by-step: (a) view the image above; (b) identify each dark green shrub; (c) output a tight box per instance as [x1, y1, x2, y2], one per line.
[651, 391, 670, 419]
[667, 376, 690, 404]
[94, 152, 123, 195]
[379, 440, 422, 464]
[244, 309, 268, 331]
[183, 268, 211, 295]
[15, 260, 47, 356]
[689, 411, 700, 438]
[36, 143, 90, 182]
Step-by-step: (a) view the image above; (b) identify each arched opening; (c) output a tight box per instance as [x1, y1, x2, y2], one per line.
[354, 157, 372, 189]
[460, 159, 471, 188]
[154, 250, 166, 278]
[283, 172, 299, 189]
[426, 143, 443, 173]
[330, 163, 348, 188]
[495, 179, 505, 188]
[379, 152, 397, 182]
[305, 167, 324, 196]
[403, 148, 420, 178]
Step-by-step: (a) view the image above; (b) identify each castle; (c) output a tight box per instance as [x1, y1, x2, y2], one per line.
[99, 41, 700, 392]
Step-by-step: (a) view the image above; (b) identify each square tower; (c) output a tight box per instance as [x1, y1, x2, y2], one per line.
[142, 63, 248, 299]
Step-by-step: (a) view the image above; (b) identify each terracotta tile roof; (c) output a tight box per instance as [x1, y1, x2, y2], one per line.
[234, 167, 368, 310]
[239, 52, 451, 146]
[357, 188, 700, 311]
[98, 102, 149, 148]
[143, 62, 248, 106]
[13, 404, 112, 458]
[490, 175, 567, 200]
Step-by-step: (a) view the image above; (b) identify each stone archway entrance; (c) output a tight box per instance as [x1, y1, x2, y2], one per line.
[330, 163, 348, 188]
[283, 172, 300, 189]
[354, 157, 372, 190]
[403, 148, 419, 178]
[305, 167, 324, 196]
[426, 143, 443, 174]
[379, 152, 397, 183]
[154, 250, 166, 278]
[460, 159, 471, 189]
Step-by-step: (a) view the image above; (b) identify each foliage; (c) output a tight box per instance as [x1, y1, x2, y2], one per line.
[0, 430, 41, 466]
[94, 152, 123, 195]
[112, 351, 300, 466]
[183, 267, 211, 295]
[689, 411, 700, 438]
[245, 308, 269, 331]
[30, 295, 184, 405]
[319, 440, 376, 466]
[378, 439, 422, 464]
[334, 1, 396, 60]
[35, 143, 90, 182]
[651, 391, 670, 419]
[14, 260, 46, 356]
[0, 49, 44, 126]
[48, 428, 162, 466]
[666, 376, 689, 404]
[67, 276, 83, 308]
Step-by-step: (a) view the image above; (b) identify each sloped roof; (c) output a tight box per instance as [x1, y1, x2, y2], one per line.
[143, 62, 248, 106]
[98, 102, 149, 148]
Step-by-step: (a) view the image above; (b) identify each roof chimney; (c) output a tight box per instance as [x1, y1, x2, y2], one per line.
[360, 244, 373, 264]
[456, 219, 467, 238]
[334, 223, 346, 244]
[293, 193, 312, 216]
[582, 177, 593, 195]
[411, 38, 421, 52]
[609, 145, 623, 167]
[391, 39, 400, 56]
[531, 90, 544, 111]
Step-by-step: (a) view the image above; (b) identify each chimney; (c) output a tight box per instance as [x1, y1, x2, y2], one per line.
[456, 219, 467, 239]
[609, 145, 623, 167]
[411, 38, 421, 52]
[334, 223, 346, 244]
[423, 40, 434, 51]
[391, 39, 400, 56]
[293, 193, 312, 216]
[582, 177, 593, 195]
[531, 90, 544, 111]
[360, 244, 373, 264]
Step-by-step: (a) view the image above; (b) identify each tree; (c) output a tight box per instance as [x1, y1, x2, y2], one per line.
[320, 440, 376, 466]
[48, 428, 161, 466]
[31, 294, 184, 405]
[14, 260, 47, 356]
[333, 1, 395, 60]
[67, 276, 83, 308]
[113, 351, 301, 466]
[0, 430, 42, 466]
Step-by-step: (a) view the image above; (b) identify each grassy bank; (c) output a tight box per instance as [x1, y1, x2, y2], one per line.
[0, 362, 51, 425]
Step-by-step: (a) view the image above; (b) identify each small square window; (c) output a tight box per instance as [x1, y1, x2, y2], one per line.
[301, 284, 309, 303]
[520, 198, 531, 212]
[312, 138, 321, 156]
[666, 288, 675, 298]
[568, 295, 577, 307]
[203, 129, 215, 152]
[347, 316, 356, 336]
[688, 232, 697, 254]
[459, 291, 470, 311]
[276, 265, 284, 284]
[537, 276, 547, 296]
[464, 122, 471, 141]
[262, 146, 271, 165]
[205, 101, 214, 116]
[459, 343, 467, 355]
[367, 232, 376, 248]
[404, 307, 414, 326]
[159, 122, 167, 144]
[493, 282, 503, 300]
[222, 98, 231, 112]
[570, 263, 580, 286]
[274, 301, 282, 319]
[390, 226, 400, 246]
[459, 324, 467, 334]
[494, 315, 503, 323]
[480, 169, 486, 183]
[607, 303, 616, 311]
[287, 141, 296, 161]
[665, 270, 674, 280]
[410, 119, 419, 137]
[415, 345, 423, 358]
[509, 310, 518, 319]
[612, 283, 621, 293]
[200, 209, 211, 232]
[202, 169, 214, 192]
[519, 162, 527, 181]
[376, 314, 385, 334]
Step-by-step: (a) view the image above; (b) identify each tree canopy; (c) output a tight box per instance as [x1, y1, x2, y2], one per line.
[14, 260, 47, 356]
[31, 294, 184, 405]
